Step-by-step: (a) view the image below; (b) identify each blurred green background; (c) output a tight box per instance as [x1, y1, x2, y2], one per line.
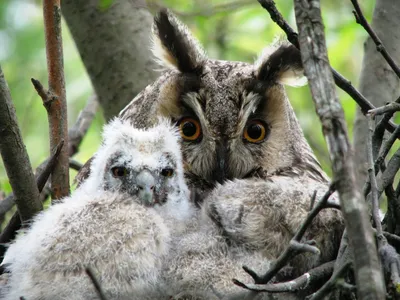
[0, 0, 376, 195]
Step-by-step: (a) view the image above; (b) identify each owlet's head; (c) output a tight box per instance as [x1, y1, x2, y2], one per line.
[86, 118, 188, 207]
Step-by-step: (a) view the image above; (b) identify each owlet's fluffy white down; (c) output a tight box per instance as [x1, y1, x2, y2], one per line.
[1, 118, 194, 300]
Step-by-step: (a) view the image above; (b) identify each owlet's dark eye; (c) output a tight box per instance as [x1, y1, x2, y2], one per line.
[111, 166, 128, 178]
[161, 168, 174, 177]
[177, 117, 202, 142]
[243, 120, 268, 143]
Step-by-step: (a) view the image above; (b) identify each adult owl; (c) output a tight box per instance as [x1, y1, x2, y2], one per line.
[1, 118, 193, 300]
[121, 9, 344, 276]
[79, 9, 344, 283]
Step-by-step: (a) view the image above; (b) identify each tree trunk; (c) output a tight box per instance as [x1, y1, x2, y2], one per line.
[61, 0, 160, 121]
[353, 0, 400, 189]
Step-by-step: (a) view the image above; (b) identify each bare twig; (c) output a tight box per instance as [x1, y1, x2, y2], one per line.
[350, 0, 400, 79]
[391, 262, 400, 293]
[234, 261, 334, 293]
[0, 66, 42, 222]
[294, 0, 385, 298]
[369, 102, 400, 117]
[85, 267, 108, 300]
[378, 241, 400, 296]
[308, 261, 352, 300]
[385, 186, 400, 236]
[366, 118, 400, 294]
[377, 147, 400, 197]
[236, 186, 335, 287]
[371, 97, 400, 159]
[367, 117, 383, 233]
[375, 125, 400, 172]
[0, 195, 15, 217]
[256, 0, 399, 135]
[68, 94, 98, 156]
[363, 124, 400, 198]
[42, 0, 69, 200]
[0, 141, 64, 263]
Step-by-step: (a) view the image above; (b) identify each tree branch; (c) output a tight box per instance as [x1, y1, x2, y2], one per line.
[350, 0, 400, 79]
[0, 66, 42, 222]
[308, 261, 352, 300]
[368, 102, 400, 118]
[293, 0, 385, 299]
[42, 0, 69, 200]
[256, 0, 398, 135]
[367, 116, 383, 233]
[234, 261, 334, 293]
[0, 141, 64, 263]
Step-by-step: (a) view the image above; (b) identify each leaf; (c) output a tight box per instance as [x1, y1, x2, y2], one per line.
[98, 0, 114, 11]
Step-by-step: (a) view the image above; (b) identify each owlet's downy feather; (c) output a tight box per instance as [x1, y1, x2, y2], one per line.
[1, 118, 193, 300]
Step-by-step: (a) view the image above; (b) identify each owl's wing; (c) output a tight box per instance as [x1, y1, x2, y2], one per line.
[203, 177, 344, 276]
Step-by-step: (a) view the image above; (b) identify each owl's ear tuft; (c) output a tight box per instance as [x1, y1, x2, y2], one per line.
[152, 9, 206, 73]
[254, 42, 307, 87]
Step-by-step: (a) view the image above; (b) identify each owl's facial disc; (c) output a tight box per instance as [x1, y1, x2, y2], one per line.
[109, 166, 176, 207]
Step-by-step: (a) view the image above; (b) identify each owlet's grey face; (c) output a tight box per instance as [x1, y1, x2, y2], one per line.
[119, 10, 324, 192]
[102, 150, 176, 206]
[88, 119, 186, 207]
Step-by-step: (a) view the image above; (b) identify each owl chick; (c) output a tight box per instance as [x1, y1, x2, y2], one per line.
[1, 118, 192, 300]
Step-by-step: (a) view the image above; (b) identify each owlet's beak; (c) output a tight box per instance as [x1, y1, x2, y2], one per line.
[136, 169, 156, 206]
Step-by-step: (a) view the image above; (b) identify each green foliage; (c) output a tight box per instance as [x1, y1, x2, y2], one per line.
[98, 0, 114, 10]
[0, 0, 376, 192]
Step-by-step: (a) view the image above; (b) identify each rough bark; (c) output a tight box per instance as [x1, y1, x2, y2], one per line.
[61, 0, 160, 121]
[353, 0, 400, 189]
[43, 0, 69, 200]
[294, 0, 385, 299]
[0, 66, 42, 222]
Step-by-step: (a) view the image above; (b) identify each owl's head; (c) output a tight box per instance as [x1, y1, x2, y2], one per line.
[120, 10, 324, 190]
[83, 118, 188, 207]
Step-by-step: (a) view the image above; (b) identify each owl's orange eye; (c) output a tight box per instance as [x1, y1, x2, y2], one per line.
[243, 120, 267, 143]
[178, 118, 202, 141]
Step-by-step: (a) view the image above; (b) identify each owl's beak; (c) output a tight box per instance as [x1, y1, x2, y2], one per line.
[136, 169, 156, 206]
[213, 139, 228, 184]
